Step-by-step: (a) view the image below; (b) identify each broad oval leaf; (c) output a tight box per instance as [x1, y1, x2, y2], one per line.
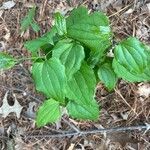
[113, 58, 149, 82]
[32, 58, 67, 104]
[32, 62, 49, 97]
[114, 37, 148, 74]
[24, 26, 57, 52]
[36, 98, 60, 127]
[67, 101, 99, 120]
[66, 62, 97, 107]
[66, 6, 112, 66]
[98, 61, 117, 91]
[54, 12, 67, 36]
[0, 53, 16, 70]
[52, 39, 85, 79]
[66, 62, 96, 104]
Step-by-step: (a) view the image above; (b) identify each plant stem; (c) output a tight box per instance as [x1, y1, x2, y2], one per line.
[17, 56, 45, 62]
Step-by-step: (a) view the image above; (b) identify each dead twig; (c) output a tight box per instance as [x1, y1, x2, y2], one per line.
[109, 3, 132, 18]
[23, 124, 149, 139]
[62, 117, 80, 133]
[115, 89, 139, 117]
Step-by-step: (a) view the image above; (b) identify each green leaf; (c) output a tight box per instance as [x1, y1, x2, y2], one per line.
[36, 98, 60, 127]
[114, 37, 148, 74]
[113, 58, 149, 82]
[144, 49, 150, 80]
[67, 101, 99, 120]
[31, 22, 40, 32]
[54, 12, 67, 36]
[32, 58, 67, 104]
[24, 26, 57, 52]
[0, 53, 16, 70]
[21, 6, 40, 32]
[66, 62, 96, 105]
[98, 60, 117, 91]
[52, 39, 85, 79]
[66, 62, 99, 120]
[66, 6, 112, 66]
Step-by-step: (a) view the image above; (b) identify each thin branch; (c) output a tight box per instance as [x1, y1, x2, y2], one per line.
[115, 89, 138, 116]
[62, 118, 80, 133]
[22, 125, 149, 139]
[109, 3, 132, 18]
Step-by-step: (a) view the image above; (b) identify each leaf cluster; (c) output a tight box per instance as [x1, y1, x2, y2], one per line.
[0, 6, 149, 127]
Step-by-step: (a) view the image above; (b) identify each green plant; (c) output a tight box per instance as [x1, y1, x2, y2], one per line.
[0, 6, 150, 127]
[20, 6, 40, 32]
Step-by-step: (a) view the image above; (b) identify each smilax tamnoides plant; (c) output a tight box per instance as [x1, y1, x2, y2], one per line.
[0, 6, 150, 127]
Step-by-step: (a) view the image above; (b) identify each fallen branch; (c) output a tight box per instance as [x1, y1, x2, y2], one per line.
[22, 124, 149, 139]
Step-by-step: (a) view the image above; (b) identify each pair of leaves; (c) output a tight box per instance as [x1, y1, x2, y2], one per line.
[114, 37, 147, 74]
[23, 11, 67, 53]
[97, 37, 150, 91]
[113, 37, 150, 82]
[32, 38, 85, 103]
[25, 7, 150, 127]
[25, 6, 112, 66]
[66, 7, 112, 66]
[52, 39, 85, 79]
[24, 26, 57, 52]
[66, 62, 99, 120]
[1, 6, 150, 127]
[21, 7, 40, 32]
[34, 58, 99, 126]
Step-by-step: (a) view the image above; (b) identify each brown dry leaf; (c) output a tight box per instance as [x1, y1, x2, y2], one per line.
[91, 0, 118, 12]
[147, 3, 150, 14]
[67, 143, 75, 150]
[0, 41, 6, 50]
[24, 3, 35, 8]
[15, 135, 28, 150]
[0, 1, 16, 10]
[0, 10, 4, 17]
[137, 83, 150, 98]
[112, 0, 123, 11]
[136, 24, 149, 41]
[90, 0, 101, 10]
[96, 0, 118, 11]
[0, 91, 23, 118]
[25, 102, 36, 119]
[120, 112, 129, 120]
[107, 132, 139, 147]
[95, 139, 110, 150]
[6, 140, 15, 150]
[53, 0, 73, 15]
[125, 8, 134, 14]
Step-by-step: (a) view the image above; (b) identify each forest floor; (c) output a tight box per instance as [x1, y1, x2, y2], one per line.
[0, 0, 150, 149]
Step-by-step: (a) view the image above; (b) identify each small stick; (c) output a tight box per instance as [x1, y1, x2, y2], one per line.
[23, 124, 149, 139]
[62, 118, 80, 133]
[115, 89, 138, 117]
[109, 4, 132, 18]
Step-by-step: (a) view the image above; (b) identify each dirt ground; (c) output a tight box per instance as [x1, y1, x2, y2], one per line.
[0, 0, 150, 149]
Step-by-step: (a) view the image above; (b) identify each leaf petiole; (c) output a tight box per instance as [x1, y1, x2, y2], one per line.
[17, 56, 45, 62]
